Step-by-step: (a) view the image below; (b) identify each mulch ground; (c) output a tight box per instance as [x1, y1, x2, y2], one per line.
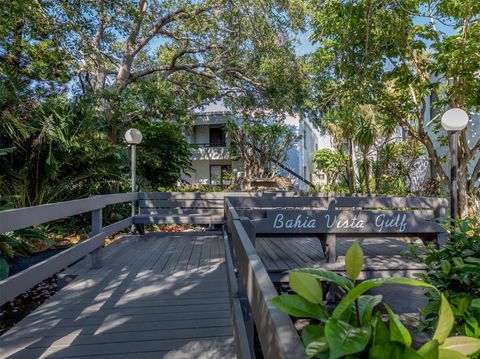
[0, 276, 61, 336]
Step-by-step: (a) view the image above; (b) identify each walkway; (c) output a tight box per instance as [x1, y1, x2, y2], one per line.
[257, 237, 426, 280]
[0, 233, 236, 359]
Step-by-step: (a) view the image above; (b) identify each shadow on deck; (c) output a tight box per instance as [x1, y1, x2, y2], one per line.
[257, 236, 426, 282]
[0, 233, 235, 359]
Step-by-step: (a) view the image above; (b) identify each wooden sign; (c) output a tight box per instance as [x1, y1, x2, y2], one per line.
[253, 210, 444, 234]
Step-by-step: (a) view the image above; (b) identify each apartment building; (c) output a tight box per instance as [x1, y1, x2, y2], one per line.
[181, 103, 332, 189]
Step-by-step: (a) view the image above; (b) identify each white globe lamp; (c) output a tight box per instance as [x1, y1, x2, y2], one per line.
[124, 128, 143, 145]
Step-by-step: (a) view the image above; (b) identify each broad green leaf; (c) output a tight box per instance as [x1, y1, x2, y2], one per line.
[290, 271, 323, 304]
[471, 298, 480, 310]
[345, 240, 364, 281]
[454, 297, 470, 316]
[0, 258, 9, 280]
[417, 340, 439, 359]
[332, 277, 435, 320]
[440, 260, 451, 274]
[369, 342, 424, 359]
[452, 257, 464, 267]
[433, 294, 454, 344]
[271, 294, 329, 321]
[464, 257, 480, 264]
[357, 295, 382, 323]
[385, 303, 412, 346]
[302, 324, 325, 346]
[324, 318, 371, 359]
[438, 349, 469, 359]
[372, 311, 389, 346]
[306, 339, 329, 359]
[292, 268, 354, 291]
[439, 336, 480, 356]
[464, 318, 480, 337]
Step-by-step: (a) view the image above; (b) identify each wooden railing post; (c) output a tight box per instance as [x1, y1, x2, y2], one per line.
[90, 208, 103, 269]
[234, 219, 256, 357]
[240, 218, 256, 247]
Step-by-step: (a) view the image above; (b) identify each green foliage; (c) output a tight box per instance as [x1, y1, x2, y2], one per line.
[408, 216, 480, 338]
[313, 149, 350, 187]
[137, 121, 193, 189]
[272, 242, 480, 358]
[307, 0, 480, 212]
[345, 240, 363, 281]
[225, 118, 300, 178]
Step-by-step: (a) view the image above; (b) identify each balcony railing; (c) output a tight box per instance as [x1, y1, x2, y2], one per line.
[191, 145, 230, 160]
[194, 142, 227, 147]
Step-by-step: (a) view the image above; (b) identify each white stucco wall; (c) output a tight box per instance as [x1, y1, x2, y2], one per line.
[280, 114, 332, 191]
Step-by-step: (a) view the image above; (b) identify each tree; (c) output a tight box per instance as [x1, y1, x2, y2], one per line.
[225, 117, 300, 178]
[137, 121, 193, 188]
[30, 0, 305, 141]
[312, 148, 349, 186]
[308, 0, 480, 216]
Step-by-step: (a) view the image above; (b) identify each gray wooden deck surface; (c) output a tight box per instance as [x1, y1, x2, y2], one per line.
[256, 237, 426, 280]
[0, 233, 236, 359]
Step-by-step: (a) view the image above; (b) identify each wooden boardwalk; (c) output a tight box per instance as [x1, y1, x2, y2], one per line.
[0, 233, 236, 359]
[256, 237, 426, 280]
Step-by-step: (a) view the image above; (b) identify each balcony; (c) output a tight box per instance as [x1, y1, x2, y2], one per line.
[191, 143, 230, 160]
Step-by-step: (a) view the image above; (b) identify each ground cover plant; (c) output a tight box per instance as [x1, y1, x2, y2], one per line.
[407, 215, 480, 338]
[272, 241, 480, 358]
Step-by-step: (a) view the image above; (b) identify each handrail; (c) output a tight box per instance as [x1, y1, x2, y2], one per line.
[0, 192, 138, 306]
[225, 198, 307, 359]
[0, 192, 137, 233]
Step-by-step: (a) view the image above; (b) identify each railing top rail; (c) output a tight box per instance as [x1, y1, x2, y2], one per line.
[0, 192, 137, 233]
[228, 210, 306, 358]
[227, 195, 448, 210]
[139, 191, 301, 200]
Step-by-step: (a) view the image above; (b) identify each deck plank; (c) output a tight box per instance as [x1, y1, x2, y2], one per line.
[256, 237, 426, 278]
[0, 233, 236, 359]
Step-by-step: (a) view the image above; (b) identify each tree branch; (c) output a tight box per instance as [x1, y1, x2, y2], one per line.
[134, 6, 213, 56]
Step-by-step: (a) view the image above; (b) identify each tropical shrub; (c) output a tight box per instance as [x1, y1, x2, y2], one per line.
[137, 121, 193, 189]
[407, 216, 480, 338]
[313, 148, 350, 186]
[272, 241, 480, 358]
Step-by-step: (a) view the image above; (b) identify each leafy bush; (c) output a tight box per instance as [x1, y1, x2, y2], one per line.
[313, 148, 350, 186]
[137, 121, 193, 189]
[407, 216, 480, 338]
[272, 241, 480, 358]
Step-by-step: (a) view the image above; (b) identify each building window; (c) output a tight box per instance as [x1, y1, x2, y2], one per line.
[303, 129, 307, 149]
[209, 127, 225, 147]
[210, 165, 232, 186]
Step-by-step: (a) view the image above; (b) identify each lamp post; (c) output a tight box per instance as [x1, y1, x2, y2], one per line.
[441, 108, 469, 220]
[124, 128, 143, 233]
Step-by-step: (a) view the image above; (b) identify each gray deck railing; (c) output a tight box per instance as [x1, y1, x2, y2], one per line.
[224, 198, 307, 359]
[0, 192, 137, 305]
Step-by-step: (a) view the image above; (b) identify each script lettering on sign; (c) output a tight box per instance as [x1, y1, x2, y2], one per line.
[270, 212, 408, 233]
